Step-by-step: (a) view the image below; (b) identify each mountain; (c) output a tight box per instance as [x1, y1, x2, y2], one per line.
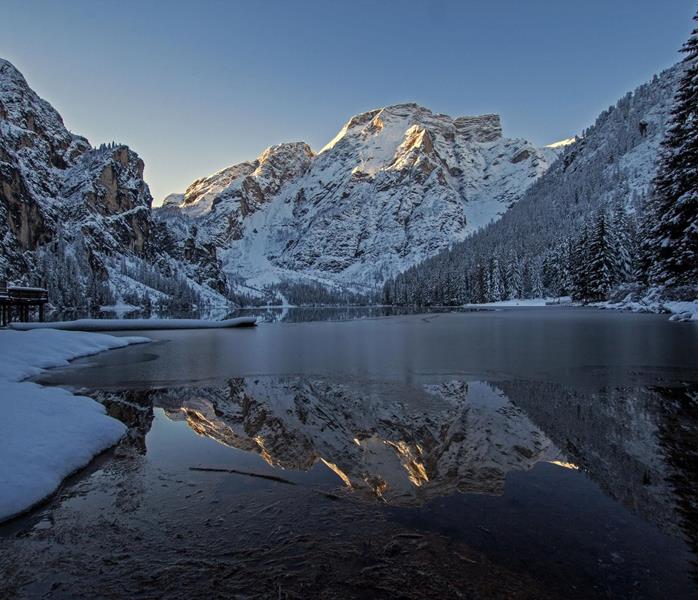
[0, 58, 227, 308]
[384, 66, 682, 305]
[156, 104, 559, 296]
[1, 57, 562, 307]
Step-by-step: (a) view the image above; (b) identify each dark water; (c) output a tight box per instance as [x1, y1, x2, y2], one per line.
[3, 307, 698, 599]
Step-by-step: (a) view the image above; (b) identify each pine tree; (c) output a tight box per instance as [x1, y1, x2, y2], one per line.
[531, 258, 545, 299]
[506, 253, 521, 299]
[610, 199, 633, 284]
[587, 211, 616, 301]
[570, 224, 591, 302]
[646, 12, 698, 287]
[489, 257, 502, 302]
[521, 260, 533, 298]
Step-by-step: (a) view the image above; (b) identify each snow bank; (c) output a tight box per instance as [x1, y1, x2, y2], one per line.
[9, 316, 257, 332]
[464, 297, 571, 308]
[596, 297, 698, 322]
[666, 301, 698, 322]
[0, 330, 149, 522]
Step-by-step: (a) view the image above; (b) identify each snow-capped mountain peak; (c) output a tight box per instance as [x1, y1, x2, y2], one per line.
[156, 103, 559, 293]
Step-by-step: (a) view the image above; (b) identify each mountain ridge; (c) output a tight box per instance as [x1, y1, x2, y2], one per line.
[1, 56, 680, 309]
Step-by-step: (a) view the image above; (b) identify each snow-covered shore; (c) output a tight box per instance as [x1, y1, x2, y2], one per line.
[463, 297, 572, 308]
[595, 297, 698, 322]
[463, 295, 697, 322]
[0, 329, 149, 522]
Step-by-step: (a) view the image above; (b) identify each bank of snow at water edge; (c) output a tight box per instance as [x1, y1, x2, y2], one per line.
[595, 293, 698, 322]
[463, 297, 572, 308]
[0, 329, 149, 522]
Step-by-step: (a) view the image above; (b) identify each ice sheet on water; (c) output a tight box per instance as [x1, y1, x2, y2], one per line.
[9, 316, 257, 331]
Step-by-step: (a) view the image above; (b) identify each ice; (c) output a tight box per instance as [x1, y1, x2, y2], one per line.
[0, 329, 149, 522]
[9, 317, 257, 331]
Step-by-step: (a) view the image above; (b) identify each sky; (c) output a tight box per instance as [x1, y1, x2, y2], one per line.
[0, 0, 694, 203]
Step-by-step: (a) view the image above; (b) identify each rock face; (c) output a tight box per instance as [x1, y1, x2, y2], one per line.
[157, 103, 559, 293]
[0, 58, 226, 306]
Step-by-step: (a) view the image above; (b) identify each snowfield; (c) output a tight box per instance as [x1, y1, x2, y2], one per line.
[0, 329, 149, 522]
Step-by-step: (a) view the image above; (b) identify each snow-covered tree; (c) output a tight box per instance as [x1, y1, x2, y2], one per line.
[570, 224, 591, 302]
[586, 211, 616, 301]
[610, 199, 633, 284]
[645, 12, 698, 287]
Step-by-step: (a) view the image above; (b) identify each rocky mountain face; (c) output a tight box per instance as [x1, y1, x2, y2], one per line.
[156, 104, 559, 295]
[0, 59, 145, 267]
[0, 58, 227, 306]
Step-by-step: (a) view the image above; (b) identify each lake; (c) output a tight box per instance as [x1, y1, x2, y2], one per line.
[2, 307, 697, 599]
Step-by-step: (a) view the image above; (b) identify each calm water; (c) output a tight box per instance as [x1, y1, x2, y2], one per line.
[3, 307, 698, 599]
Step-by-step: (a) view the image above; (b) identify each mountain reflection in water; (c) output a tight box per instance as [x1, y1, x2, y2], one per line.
[95, 377, 698, 559]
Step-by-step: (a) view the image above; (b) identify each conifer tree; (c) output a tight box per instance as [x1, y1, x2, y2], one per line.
[610, 199, 633, 284]
[570, 224, 591, 301]
[489, 257, 502, 302]
[587, 211, 616, 300]
[646, 11, 698, 287]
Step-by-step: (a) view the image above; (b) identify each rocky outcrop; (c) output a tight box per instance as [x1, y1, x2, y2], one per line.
[0, 58, 227, 306]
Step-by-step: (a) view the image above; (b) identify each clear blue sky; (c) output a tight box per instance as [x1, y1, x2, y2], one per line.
[0, 0, 694, 203]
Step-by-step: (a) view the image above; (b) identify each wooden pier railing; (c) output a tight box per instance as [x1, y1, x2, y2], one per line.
[0, 283, 49, 326]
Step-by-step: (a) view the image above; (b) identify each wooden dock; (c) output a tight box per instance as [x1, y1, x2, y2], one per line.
[0, 283, 48, 326]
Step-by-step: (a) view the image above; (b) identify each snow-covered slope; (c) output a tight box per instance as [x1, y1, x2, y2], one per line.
[157, 104, 559, 291]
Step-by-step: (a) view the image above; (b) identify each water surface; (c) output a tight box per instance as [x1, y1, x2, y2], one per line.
[2, 307, 697, 599]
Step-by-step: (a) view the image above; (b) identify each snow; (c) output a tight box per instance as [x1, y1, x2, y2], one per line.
[545, 137, 577, 149]
[666, 302, 698, 322]
[464, 297, 572, 308]
[597, 297, 698, 322]
[0, 329, 150, 522]
[99, 302, 139, 316]
[9, 316, 257, 331]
